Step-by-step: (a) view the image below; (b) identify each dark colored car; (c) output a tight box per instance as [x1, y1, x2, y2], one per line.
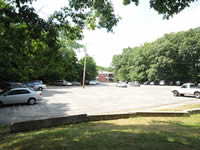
[0, 81, 23, 91]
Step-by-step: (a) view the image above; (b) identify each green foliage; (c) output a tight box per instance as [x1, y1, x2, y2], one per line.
[125, 0, 197, 19]
[112, 27, 200, 82]
[96, 66, 113, 72]
[79, 56, 98, 81]
[0, 0, 197, 82]
[0, 0, 100, 82]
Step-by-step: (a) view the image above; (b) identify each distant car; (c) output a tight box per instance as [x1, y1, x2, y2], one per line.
[26, 82, 47, 91]
[55, 80, 72, 86]
[31, 80, 43, 84]
[89, 80, 97, 85]
[159, 80, 166, 86]
[0, 87, 42, 106]
[116, 82, 127, 88]
[175, 81, 181, 86]
[128, 81, 140, 87]
[71, 81, 81, 86]
[143, 81, 150, 85]
[150, 81, 154, 85]
[150, 81, 159, 85]
[0, 82, 23, 91]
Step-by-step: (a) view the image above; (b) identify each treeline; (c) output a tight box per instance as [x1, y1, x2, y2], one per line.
[0, 0, 98, 82]
[112, 27, 200, 83]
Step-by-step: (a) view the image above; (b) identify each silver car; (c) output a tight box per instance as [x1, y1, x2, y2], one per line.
[116, 82, 128, 88]
[26, 82, 47, 91]
[0, 87, 42, 106]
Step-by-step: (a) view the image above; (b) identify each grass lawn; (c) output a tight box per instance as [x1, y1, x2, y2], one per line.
[0, 114, 200, 150]
[156, 103, 200, 111]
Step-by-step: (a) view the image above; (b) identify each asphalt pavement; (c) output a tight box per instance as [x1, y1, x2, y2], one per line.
[0, 83, 200, 125]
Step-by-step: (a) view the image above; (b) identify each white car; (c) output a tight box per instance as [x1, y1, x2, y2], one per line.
[172, 83, 200, 98]
[89, 80, 97, 85]
[116, 82, 127, 88]
[0, 87, 42, 106]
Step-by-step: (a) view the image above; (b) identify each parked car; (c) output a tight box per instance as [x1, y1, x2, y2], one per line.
[26, 82, 47, 91]
[0, 87, 42, 106]
[0, 82, 23, 91]
[159, 80, 166, 86]
[128, 81, 140, 87]
[150, 81, 155, 85]
[89, 80, 98, 85]
[175, 81, 181, 86]
[150, 81, 159, 85]
[198, 83, 200, 87]
[31, 80, 43, 84]
[169, 81, 174, 85]
[172, 83, 200, 98]
[71, 81, 81, 86]
[143, 81, 150, 85]
[116, 82, 127, 88]
[55, 80, 72, 86]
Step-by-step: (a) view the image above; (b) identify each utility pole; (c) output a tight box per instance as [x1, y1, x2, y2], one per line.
[82, 46, 87, 88]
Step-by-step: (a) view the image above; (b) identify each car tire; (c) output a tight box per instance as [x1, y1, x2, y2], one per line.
[194, 92, 200, 98]
[38, 87, 43, 91]
[0, 101, 3, 107]
[28, 98, 36, 105]
[173, 90, 179, 96]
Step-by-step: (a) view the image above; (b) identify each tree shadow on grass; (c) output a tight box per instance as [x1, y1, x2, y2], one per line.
[1, 118, 200, 150]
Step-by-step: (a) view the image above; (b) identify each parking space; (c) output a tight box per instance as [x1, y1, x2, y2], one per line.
[0, 83, 200, 125]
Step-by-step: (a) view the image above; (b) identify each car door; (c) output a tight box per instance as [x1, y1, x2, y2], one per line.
[3, 89, 31, 104]
[179, 85, 188, 94]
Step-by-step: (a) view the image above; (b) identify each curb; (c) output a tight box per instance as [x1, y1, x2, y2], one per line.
[10, 109, 200, 133]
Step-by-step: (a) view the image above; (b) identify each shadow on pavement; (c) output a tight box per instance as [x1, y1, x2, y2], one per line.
[42, 90, 72, 98]
[0, 101, 71, 125]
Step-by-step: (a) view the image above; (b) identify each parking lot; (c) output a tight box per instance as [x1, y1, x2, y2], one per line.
[0, 83, 200, 125]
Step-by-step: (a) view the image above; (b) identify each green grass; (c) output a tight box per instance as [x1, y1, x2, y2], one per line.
[156, 103, 200, 111]
[0, 114, 200, 150]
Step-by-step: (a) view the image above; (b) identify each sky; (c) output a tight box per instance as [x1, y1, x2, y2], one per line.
[33, 0, 200, 67]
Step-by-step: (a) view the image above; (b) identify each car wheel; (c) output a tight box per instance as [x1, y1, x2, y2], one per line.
[38, 87, 43, 91]
[194, 92, 200, 98]
[0, 101, 3, 107]
[173, 91, 179, 96]
[28, 98, 36, 105]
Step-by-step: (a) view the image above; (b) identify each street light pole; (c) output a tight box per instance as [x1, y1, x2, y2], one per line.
[82, 46, 87, 88]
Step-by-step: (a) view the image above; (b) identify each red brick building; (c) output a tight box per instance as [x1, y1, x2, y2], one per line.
[96, 71, 115, 82]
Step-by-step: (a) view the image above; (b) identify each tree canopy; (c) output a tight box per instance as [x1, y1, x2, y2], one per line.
[0, 0, 198, 82]
[112, 27, 200, 83]
[123, 0, 198, 19]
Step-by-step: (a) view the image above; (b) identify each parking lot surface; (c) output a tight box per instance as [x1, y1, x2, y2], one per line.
[0, 83, 200, 125]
